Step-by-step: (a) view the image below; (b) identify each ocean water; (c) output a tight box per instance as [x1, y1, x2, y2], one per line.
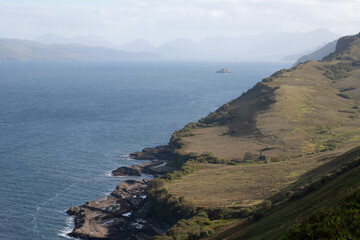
[0, 60, 290, 240]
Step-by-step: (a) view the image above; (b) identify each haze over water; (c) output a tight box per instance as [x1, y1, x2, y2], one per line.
[0, 60, 290, 239]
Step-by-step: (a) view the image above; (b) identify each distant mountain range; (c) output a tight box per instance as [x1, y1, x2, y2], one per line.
[0, 38, 160, 61]
[117, 28, 339, 60]
[117, 38, 155, 52]
[0, 29, 340, 61]
[35, 33, 117, 49]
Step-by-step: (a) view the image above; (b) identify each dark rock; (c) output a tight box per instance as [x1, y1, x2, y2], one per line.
[142, 165, 174, 175]
[67, 145, 174, 239]
[66, 206, 82, 215]
[66, 179, 158, 239]
[112, 166, 141, 176]
[112, 161, 171, 177]
[129, 145, 172, 160]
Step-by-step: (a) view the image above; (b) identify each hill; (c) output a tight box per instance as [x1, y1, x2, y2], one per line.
[115, 29, 338, 60]
[149, 32, 360, 239]
[0, 38, 160, 61]
[35, 33, 116, 49]
[245, 28, 338, 60]
[293, 39, 338, 66]
[173, 33, 360, 161]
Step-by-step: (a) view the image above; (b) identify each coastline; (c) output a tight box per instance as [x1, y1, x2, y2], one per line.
[66, 145, 174, 239]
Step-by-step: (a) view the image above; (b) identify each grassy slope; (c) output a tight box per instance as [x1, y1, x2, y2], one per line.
[176, 34, 360, 160]
[180, 60, 360, 160]
[166, 147, 353, 208]
[158, 33, 360, 239]
[166, 33, 360, 207]
[208, 147, 360, 240]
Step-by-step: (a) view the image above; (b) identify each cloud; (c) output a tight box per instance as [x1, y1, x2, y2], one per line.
[0, 0, 359, 45]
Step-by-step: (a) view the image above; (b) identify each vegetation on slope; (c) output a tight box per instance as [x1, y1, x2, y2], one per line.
[208, 147, 360, 240]
[150, 33, 360, 239]
[170, 32, 360, 161]
[280, 187, 360, 240]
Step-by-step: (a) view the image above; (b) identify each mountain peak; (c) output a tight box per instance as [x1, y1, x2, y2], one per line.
[35, 33, 68, 44]
[119, 39, 154, 52]
[335, 32, 360, 54]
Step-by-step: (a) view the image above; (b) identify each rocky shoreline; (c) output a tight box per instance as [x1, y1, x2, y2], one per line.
[111, 160, 172, 178]
[66, 145, 174, 240]
[129, 145, 172, 160]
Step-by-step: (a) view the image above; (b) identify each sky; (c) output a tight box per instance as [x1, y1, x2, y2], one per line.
[0, 0, 359, 46]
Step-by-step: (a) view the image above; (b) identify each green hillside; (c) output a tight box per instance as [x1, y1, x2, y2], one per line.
[174, 33, 360, 161]
[150, 33, 360, 239]
[208, 147, 360, 239]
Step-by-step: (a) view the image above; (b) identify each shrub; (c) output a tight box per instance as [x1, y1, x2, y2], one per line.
[318, 142, 337, 152]
[158, 213, 215, 240]
[340, 86, 356, 92]
[243, 152, 257, 161]
[262, 69, 291, 82]
[324, 62, 353, 80]
[198, 110, 234, 126]
[338, 93, 353, 99]
[150, 178, 166, 189]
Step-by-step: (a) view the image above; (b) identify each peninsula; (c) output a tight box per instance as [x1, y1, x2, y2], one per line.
[68, 32, 360, 239]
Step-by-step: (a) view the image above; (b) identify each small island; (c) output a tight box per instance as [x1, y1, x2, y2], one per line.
[215, 68, 230, 74]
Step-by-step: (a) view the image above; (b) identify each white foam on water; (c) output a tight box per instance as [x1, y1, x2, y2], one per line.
[58, 216, 77, 239]
[33, 183, 77, 237]
[105, 171, 113, 177]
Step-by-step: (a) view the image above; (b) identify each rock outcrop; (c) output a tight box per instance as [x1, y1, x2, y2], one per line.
[129, 145, 172, 160]
[215, 68, 230, 73]
[112, 166, 142, 176]
[67, 148, 176, 239]
[112, 160, 175, 177]
[67, 179, 165, 240]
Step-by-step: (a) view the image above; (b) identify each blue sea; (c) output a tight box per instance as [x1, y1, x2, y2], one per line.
[0, 60, 290, 239]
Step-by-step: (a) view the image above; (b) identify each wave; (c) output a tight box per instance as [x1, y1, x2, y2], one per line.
[105, 170, 113, 177]
[57, 216, 77, 239]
